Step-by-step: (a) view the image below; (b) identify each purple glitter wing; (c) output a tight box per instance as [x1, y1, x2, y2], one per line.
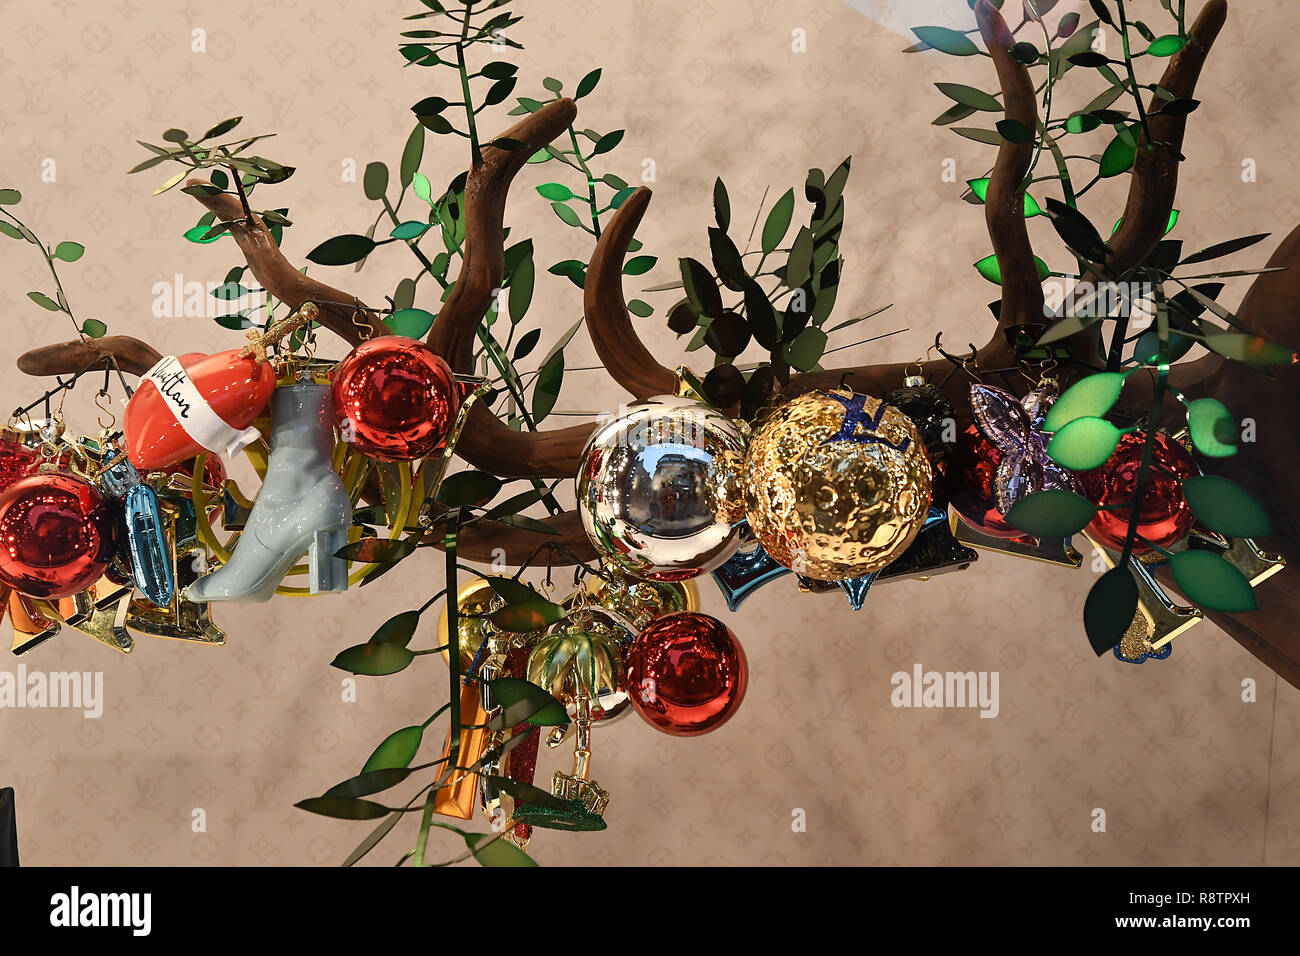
[1020, 382, 1060, 431]
[970, 383, 1032, 453]
[994, 448, 1084, 514]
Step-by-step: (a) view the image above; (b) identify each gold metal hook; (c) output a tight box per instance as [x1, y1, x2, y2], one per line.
[94, 389, 116, 430]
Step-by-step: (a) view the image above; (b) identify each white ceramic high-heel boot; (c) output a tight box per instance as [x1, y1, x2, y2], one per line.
[187, 384, 352, 603]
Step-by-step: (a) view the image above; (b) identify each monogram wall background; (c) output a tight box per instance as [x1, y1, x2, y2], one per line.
[0, 0, 1297, 866]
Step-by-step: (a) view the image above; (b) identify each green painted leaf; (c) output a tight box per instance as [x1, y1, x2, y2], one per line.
[202, 116, 242, 139]
[1202, 332, 1295, 366]
[371, 610, 422, 647]
[0, 188, 22, 205]
[465, 832, 538, 867]
[1181, 475, 1272, 538]
[952, 127, 1005, 146]
[485, 677, 569, 726]
[1084, 567, 1139, 655]
[308, 234, 377, 266]
[1005, 490, 1098, 538]
[967, 177, 990, 201]
[911, 25, 980, 55]
[363, 162, 389, 201]
[1065, 112, 1102, 134]
[628, 298, 653, 317]
[81, 319, 107, 338]
[1187, 397, 1238, 458]
[576, 68, 602, 99]
[361, 725, 423, 774]
[1147, 34, 1187, 56]
[623, 255, 656, 276]
[536, 182, 574, 201]
[996, 119, 1033, 143]
[787, 326, 827, 372]
[1180, 233, 1269, 266]
[390, 220, 431, 240]
[324, 767, 412, 800]
[531, 350, 564, 422]
[412, 172, 433, 204]
[491, 600, 566, 634]
[331, 642, 416, 676]
[761, 188, 796, 255]
[294, 797, 390, 821]
[551, 202, 583, 228]
[26, 291, 61, 312]
[1046, 417, 1122, 470]
[437, 470, 503, 507]
[183, 224, 222, 244]
[509, 254, 535, 322]
[973, 253, 1051, 284]
[0, 222, 23, 240]
[1170, 550, 1258, 612]
[935, 82, 1001, 111]
[1099, 130, 1137, 177]
[400, 124, 425, 188]
[590, 129, 624, 156]
[713, 177, 730, 231]
[53, 241, 84, 262]
[1043, 372, 1127, 432]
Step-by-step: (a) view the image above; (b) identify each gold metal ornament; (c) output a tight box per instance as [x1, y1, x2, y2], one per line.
[34, 578, 135, 654]
[743, 389, 933, 580]
[586, 567, 699, 632]
[435, 578, 499, 671]
[951, 512, 1084, 568]
[5, 586, 61, 656]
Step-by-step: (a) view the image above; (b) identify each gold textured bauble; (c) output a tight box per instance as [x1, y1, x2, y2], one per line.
[435, 578, 498, 671]
[743, 389, 933, 580]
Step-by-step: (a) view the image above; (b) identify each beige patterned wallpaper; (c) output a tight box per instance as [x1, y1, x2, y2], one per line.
[0, 0, 1296, 866]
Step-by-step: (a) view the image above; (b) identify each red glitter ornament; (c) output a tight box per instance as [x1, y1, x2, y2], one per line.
[1078, 431, 1197, 553]
[624, 611, 747, 736]
[331, 336, 461, 462]
[948, 424, 1022, 539]
[0, 473, 118, 599]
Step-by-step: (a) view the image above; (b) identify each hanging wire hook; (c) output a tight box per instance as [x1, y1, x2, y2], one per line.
[94, 388, 116, 430]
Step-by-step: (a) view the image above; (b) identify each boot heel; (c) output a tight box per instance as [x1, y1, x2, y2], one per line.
[309, 527, 350, 595]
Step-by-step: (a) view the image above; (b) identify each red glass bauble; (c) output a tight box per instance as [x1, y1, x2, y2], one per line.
[948, 424, 1021, 539]
[624, 611, 747, 736]
[0, 473, 118, 599]
[331, 336, 460, 462]
[1078, 431, 1197, 553]
[0, 433, 40, 494]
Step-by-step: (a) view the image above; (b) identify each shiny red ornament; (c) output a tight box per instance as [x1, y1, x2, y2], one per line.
[0, 432, 39, 494]
[331, 336, 460, 462]
[125, 349, 277, 471]
[0, 473, 118, 599]
[949, 424, 1022, 540]
[1078, 431, 1197, 553]
[624, 611, 748, 736]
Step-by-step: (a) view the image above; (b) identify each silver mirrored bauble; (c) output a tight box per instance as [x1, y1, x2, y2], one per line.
[576, 395, 746, 581]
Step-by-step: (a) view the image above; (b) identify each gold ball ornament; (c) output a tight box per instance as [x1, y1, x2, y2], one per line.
[743, 389, 932, 580]
[435, 578, 501, 671]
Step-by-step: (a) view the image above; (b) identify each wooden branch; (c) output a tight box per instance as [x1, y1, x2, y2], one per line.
[585, 186, 679, 399]
[974, 0, 1043, 335]
[17, 335, 163, 377]
[427, 98, 578, 373]
[421, 507, 597, 565]
[185, 186, 387, 345]
[453, 405, 593, 479]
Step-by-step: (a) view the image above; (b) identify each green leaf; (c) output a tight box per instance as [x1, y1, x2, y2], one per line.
[361, 725, 424, 774]
[1179, 233, 1269, 266]
[324, 768, 412, 800]
[1065, 112, 1102, 134]
[485, 677, 569, 726]
[335, 537, 418, 564]
[973, 253, 1051, 284]
[1181, 476, 1272, 538]
[713, 177, 730, 231]
[951, 127, 1005, 146]
[1147, 34, 1187, 57]
[400, 124, 425, 188]
[363, 162, 389, 201]
[436, 470, 503, 507]
[551, 202, 583, 228]
[202, 116, 242, 139]
[935, 82, 1001, 111]
[183, 224, 222, 244]
[532, 350, 564, 422]
[1170, 550, 1258, 612]
[331, 642, 416, 676]
[787, 327, 828, 372]
[509, 256, 535, 323]
[371, 610, 422, 647]
[911, 25, 980, 55]
[27, 291, 61, 312]
[1187, 397, 1238, 458]
[761, 188, 796, 255]
[307, 234, 377, 266]
[390, 220, 431, 240]
[81, 319, 107, 338]
[623, 255, 657, 276]
[1099, 130, 1137, 178]
[379, 306, 436, 340]
[465, 832, 538, 867]
[294, 797, 391, 821]
[0, 222, 23, 240]
[1202, 332, 1295, 366]
[590, 129, 624, 156]
[0, 188, 21, 205]
[1005, 490, 1098, 537]
[680, 257, 722, 316]
[53, 241, 84, 262]
[967, 178, 990, 201]
[491, 600, 567, 634]
[1085, 567, 1139, 655]
[1043, 372, 1128, 431]
[1046, 417, 1122, 470]
[485, 576, 545, 604]
[628, 298, 653, 317]
[536, 182, 574, 201]
[995, 119, 1033, 143]
[413, 172, 433, 204]
[575, 68, 602, 99]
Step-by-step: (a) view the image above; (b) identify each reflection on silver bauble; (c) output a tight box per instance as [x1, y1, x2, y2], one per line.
[576, 395, 746, 582]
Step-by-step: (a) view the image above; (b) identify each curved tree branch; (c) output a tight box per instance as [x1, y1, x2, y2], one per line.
[421, 507, 596, 565]
[18, 335, 163, 378]
[584, 186, 678, 399]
